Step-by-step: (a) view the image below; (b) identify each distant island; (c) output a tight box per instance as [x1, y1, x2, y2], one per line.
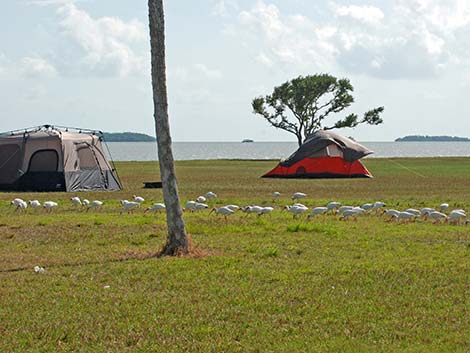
[103, 132, 156, 142]
[395, 135, 470, 142]
[242, 139, 254, 143]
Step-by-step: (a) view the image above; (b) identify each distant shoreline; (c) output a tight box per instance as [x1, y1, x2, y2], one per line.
[103, 132, 156, 142]
[106, 140, 470, 143]
[395, 135, 470, 142]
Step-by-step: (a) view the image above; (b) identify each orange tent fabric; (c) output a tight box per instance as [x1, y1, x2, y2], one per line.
[262, 156, 372, 178]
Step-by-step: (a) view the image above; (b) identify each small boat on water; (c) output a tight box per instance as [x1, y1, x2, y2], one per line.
[242, 139, 254, 143]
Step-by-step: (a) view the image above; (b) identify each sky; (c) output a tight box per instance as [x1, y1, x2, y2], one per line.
[1, 0, 470, 142]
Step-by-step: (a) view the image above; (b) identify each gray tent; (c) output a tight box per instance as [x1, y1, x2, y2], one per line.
[263, 130, 373, 178]
[280, 130, 373, 166]
[0, 125, 122, 192]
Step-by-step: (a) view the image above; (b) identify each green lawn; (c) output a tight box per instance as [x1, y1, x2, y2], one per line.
[0, 158, 469, 352]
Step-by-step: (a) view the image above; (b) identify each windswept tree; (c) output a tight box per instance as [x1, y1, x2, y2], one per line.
[148, 0, 188, 255]
[252, 74, 384, 147]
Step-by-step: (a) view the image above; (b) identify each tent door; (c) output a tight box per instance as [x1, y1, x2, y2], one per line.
[76, 144, 108, 189]
[21, 149, 65, 191]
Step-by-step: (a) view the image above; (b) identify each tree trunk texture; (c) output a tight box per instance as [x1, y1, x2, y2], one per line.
[296, 133, 303, 148]
[148, 0, 188, 255]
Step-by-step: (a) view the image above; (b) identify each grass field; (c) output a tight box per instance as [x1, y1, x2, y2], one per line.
[0, 158, 469, 352]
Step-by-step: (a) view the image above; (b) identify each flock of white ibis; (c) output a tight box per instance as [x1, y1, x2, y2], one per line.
[6, 191, 469, 225]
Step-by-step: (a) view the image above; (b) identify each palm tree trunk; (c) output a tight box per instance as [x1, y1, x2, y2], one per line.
[148, 0, 188, 255]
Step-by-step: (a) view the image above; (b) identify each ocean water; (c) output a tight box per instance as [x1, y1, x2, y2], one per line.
[106, 141, 470, 162]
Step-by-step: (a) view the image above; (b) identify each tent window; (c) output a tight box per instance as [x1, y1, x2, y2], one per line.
[307, 149, 328, 158]
[77, 146, 99, 170]
[29, 149, 59, 172]
[326, 145, 343, 157]
[0, 144, 21, 183]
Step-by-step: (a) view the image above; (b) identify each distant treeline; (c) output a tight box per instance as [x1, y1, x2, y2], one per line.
[395, 135, 470, 142]
[103, 132, 156, 142]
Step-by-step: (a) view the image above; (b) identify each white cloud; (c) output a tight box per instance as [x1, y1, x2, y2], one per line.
[28, 0, 76, 5]
[234, 1, 338, 70]
[400, 0, 470, 32]
[255, 52, 273, 67]
[226, 0, 470, 79]
[336, 5, 385, 25]
[53, 3, 147, 77]
[212, 0, 238, 17]
[21, 56, 58, 78]
[194, 64, 223, 79]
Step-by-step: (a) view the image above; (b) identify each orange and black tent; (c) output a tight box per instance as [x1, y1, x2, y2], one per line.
[262, 130, 373, 179]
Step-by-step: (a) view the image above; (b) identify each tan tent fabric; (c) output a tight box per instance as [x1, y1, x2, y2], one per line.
[0, 126, 122, 192]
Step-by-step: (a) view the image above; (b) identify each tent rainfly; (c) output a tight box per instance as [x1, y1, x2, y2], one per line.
[0, 125, 122, 192]
[262, 130, 373, 179]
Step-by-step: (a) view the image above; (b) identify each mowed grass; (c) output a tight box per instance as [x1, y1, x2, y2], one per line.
[0, 158, 469, 352]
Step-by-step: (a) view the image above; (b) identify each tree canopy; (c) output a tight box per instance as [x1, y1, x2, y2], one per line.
[252, 74, 384, 146]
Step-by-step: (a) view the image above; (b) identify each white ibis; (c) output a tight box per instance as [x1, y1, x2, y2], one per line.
[395, 211, 416, 223]
[291, 192, 307, 200]
[339, 208, 363, 220]
[43, 201, 58, 212]
[242, 205, 264, 215]
[145, 203, 166, 214]
[372, 201, 386, 212]
[17, 200, 28, 211]
[337, 206, 354, 215]
[184, 201, 197, 212]
[259, 206, 274, 216]
[209, 206, 234, 220]
[420, 208, 435, 218]
[361, 203, 374, 211]
[120, 200, 140, 214]
[427, 211, 447, 223]
[292, 203, 307, 208]
[326, 201, 341, 213]
[205, 191, 217, 199]
[384, 209, 400, 220]
[352, 207, 366, 214]
[405, 208, 421, 216]
[70, 197, 81, 206]
[307, 207, 328, 219]
[225, 205, 240, 211]
[87, 200, 103, 212]
[194, 202, 209, 211]
[82, 199, 90, 207]
[11, 198, 24, 206]
[34, 266, 45, 273]
[11, 198, 25, 211]
[196, 196, 207, 203]
[272, 191, 281, 201]
[285, 205, 308, 218]
[439, 203, 449, 212]
[28, 200, 41, 208]
[133, 195, 145, 203]
[447, 210, 466, 224]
